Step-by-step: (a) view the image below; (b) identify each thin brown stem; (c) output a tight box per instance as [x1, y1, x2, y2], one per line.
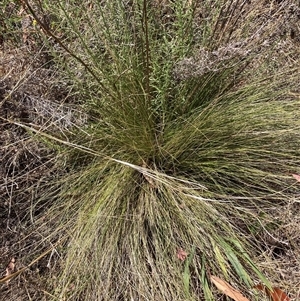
[20, 0, 114, 99]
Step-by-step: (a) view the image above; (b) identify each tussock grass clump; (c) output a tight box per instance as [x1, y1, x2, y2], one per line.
[19, 0, 300, 300]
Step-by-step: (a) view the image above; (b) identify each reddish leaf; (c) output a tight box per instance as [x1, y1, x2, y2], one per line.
[292, 174, 300, 182]
[210, 276, 250, 301]
[255, 284, 290, 301]
[4, 258, 15, 285]
[177, 248, 188, 261]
